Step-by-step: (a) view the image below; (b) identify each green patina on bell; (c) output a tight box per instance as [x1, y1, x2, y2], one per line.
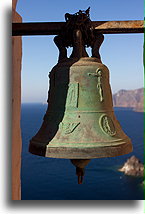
[29, 8, 132, 182]
[29, 56, 132, 158]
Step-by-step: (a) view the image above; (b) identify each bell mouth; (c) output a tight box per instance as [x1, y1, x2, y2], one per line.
[29, 136, 132, 159]
[45, 140, 132, 159]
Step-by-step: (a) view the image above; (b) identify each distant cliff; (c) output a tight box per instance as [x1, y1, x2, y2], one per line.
[113, 88, 144, 112]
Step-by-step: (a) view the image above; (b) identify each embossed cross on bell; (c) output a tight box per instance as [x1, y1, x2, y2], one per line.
[29, 8, 133, 183]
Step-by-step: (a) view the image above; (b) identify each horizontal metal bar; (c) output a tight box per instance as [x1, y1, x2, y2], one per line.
[93, 20, 144, 34]
[12, 20, 144, 36]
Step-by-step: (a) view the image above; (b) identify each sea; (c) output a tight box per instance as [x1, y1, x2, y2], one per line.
[21, 103, 144, 200]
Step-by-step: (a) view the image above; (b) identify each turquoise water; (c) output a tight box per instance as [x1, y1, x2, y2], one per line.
[21, 104, 144, 200]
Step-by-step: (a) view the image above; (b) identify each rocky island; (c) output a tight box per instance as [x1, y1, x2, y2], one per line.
[113, 88, 143, 112]
[119, 155, 144, 177]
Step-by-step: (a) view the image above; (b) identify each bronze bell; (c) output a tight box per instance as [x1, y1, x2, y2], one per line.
[29, 8, 133, 183]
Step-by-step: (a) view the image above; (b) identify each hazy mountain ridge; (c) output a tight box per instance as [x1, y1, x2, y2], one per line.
[113, 88, 144, 112]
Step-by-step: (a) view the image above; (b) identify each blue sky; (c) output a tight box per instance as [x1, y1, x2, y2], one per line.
[16, 0, 144, 103]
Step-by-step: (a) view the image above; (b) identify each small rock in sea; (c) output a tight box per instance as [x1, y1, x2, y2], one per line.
[119, 155, 144, 177]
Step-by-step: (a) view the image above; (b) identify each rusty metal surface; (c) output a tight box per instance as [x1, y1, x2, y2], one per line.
[93, 20, 144, 34]
[12, 20, 144, 36]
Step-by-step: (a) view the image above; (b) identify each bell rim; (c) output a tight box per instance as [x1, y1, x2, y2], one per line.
[29, 138, 133, 159]
[45, 141, 133, 159]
